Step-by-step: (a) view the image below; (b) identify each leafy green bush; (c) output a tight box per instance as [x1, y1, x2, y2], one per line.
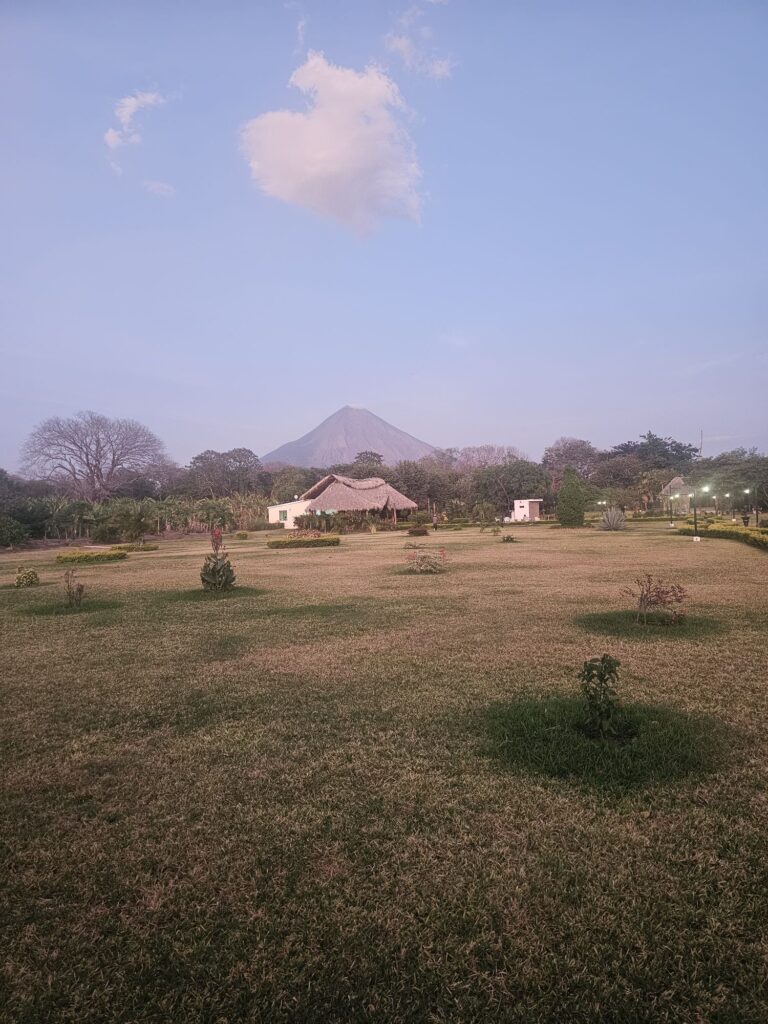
[407, 527, 429, 536]
[578, 654, 622, 738]
[110, 543, 159, 552]
[556, 469, 586, 527]
[599, 509, 626, 531]
[55, 550, 128, 564]
[501, 534, 516, 543]
[677, 524, 768, 551]
[14, 566, 40, 588]
[0, 515, 28, 548]
[200, 553, 236, 591]
[234, 531, 249, 540]
[267, 536, 341, 549]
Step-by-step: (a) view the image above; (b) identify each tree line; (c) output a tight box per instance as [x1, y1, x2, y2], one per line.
[2, 410, 766, 543]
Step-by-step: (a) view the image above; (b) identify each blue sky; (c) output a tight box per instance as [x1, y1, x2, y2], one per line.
[2, 0, 767, 470]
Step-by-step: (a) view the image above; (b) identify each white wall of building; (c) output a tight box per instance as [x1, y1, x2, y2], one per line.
[267, 499, 311, 530]
[510, 499, 542, 522]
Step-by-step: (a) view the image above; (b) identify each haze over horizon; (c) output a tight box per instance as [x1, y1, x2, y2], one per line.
[2, 1, 767, 471]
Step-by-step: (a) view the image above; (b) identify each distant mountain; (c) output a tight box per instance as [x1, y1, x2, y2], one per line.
[262, 406, 435, 468]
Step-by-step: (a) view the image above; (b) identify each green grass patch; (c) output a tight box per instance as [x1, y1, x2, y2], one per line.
[16, 598, 123, 618]
[55, 550, 128, 564]
[575, 609, 726, 640]
[153, 586, 266, 605]
[482, 696, 729, 793]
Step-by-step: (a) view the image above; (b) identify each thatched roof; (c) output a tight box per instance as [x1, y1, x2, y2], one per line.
[300, 475, 417, 513]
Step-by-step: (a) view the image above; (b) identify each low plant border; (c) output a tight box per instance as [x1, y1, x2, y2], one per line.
[55, 550, 128, 564]
[676, 524, 768, 551]
[267, 536, 341, 549]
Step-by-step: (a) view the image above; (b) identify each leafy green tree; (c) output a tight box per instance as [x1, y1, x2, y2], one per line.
[556, 468, 587, 526]
[542, 437, 599, 484]
[471, 459, 549, 515]
[354, 451, 384, 466]
[611, 431, 699, 469]
[189, 448, 264, 496]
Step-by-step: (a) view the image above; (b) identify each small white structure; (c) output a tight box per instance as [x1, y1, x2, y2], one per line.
[509, 498, 543, 522]
[268, 498, 311, 530]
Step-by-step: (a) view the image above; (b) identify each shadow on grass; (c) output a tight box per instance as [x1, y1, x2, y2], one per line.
[575, 609, 726, 640]
[481, 696, 729, 793]
[16, 599, 123, 618]
[153, 586, 267, 605]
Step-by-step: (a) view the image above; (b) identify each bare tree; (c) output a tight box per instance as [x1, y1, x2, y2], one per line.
[21, 411, 166, 501]
[455, 445, 526, 470]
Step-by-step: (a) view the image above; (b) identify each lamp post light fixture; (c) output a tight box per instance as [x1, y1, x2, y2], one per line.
[669, 492, 680, 527]
[743, 488, 758, 527]
[691, 485, 710, 540]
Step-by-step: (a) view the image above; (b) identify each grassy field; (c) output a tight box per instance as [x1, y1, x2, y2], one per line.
[2, 525, 767, 1023]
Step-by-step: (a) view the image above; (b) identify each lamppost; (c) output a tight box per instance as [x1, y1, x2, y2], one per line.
[743, 488, 755, 527]
[669, 492, 680, 527]
[690, 484, 710, 540]
[725, 493, 732, 520]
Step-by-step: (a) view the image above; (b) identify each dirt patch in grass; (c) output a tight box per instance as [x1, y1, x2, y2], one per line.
[481, 695, 730, 793]
[575, 609, 726, 640]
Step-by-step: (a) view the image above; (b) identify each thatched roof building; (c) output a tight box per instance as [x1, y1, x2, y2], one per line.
[267, 475, 417, 529]
[301, 475, 417, 513]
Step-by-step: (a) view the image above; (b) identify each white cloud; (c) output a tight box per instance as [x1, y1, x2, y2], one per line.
[240, 52, 421, 232]
[143, 180, 176, 198]
[104, 90, 165, 151]
[385, 3, 453, 80]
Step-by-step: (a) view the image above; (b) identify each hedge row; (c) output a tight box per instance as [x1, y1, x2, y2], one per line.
[677, 524, 768, 551]
[56, 550, 128, 564]
[111, 543, 160, 552]
[267, 536, 341, 549]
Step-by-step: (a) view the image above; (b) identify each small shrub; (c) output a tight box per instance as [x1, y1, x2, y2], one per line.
[267, 535, 341, 549]
[490, 526, 501, 536]
[200, 553, 237, 591]
[14, 566, 40, 588]
[0, 515, 29, 548]
[56, 550, 128, 564]
[63, 570, 85, 608]
[413, 511, 431, 526]
[110, 543, 159, 552]
[501, 534, 516, 543]
[235, 531, 249, 540]
[578, 654, 621, 738]
[599, 509, 626, 531]
[624, 574, 687, 625]
[407, 527, 429, 537]
[201, 527, 236, 591]
[405, 549, 447, 574]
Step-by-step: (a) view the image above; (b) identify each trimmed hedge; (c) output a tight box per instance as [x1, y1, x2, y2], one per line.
[56, 550, 128, 564]
[267, 536, 341, 549]
[111, 543, 159, 552]
[677, 524, 768, 551]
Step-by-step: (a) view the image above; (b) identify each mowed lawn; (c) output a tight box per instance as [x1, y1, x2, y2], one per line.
[2, 526, 767, 1023]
